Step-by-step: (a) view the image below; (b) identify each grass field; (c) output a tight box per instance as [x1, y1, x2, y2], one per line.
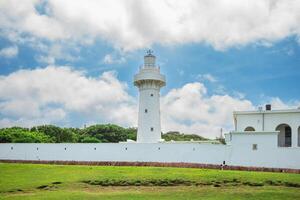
[0, 163, 300, 199]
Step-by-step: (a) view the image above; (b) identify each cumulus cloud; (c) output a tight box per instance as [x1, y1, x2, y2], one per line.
[0, 66, 137, 127]
[1, 0, 300, 51]
[0, 45, 18, 58]
[161, 82, 254, 138]
[263, 97, 300, 110]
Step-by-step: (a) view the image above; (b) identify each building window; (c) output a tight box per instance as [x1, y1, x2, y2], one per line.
[245, 127, 255, 131]
[285, 126, 292, 147]
[145, 109, 148, 113]
[151, 127, 154, 131]
[64, 147, 67, 150]
[276, 124, 292, 147]
[125, 147, 128, 150]
[150, 94, 154, 97]
[252, 144, 258, 150]
[94, 147, 96, 150]
[11, 147, 13, 150]
[158, 147, 160, 150]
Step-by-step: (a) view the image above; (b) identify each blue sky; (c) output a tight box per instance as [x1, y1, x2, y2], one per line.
[0, 0, 299, 138]
[2, 36, 299, 103]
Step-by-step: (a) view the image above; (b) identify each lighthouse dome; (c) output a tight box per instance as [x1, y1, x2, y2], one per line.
[144, 50, 156, 68]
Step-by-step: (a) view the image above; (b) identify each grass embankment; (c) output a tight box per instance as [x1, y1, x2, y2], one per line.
[0, 163, 300, 199]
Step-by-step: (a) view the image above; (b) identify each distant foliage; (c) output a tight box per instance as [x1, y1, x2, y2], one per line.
[0, 125, 208, 143]
[81, 124, 133, 143]
[162, 131, 208, 141]
[31, 125, 77, 143]
[0, 127, 52, 143]
[81, 136, 101, 143]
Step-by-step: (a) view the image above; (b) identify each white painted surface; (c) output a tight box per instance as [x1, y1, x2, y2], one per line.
[234, 109, 300, 147]
[134, 53, 166, 143]
[0, 143, 226, 164]
[226, 131, 300, 169]
[1, 134, 300, 169]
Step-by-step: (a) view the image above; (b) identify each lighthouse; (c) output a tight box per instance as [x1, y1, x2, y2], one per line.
[134, 50, 166, 143]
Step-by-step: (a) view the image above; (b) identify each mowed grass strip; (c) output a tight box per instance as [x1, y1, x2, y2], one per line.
[0, 163, 300, 199]
[1, 185, 300, 200]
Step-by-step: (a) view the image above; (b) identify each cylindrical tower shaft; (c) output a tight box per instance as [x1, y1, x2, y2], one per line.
[134, 51, 166, 143]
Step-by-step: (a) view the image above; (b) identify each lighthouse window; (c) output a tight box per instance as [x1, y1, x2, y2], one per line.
[150, 93, 154, 97]
[252, 144, 258, 150]
[151, 127, 154, 131]
[145, 109, 148, 113]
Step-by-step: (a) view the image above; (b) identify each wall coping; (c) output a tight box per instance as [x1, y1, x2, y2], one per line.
[234, 109, 300, 115]
[229, 131, 279, 135]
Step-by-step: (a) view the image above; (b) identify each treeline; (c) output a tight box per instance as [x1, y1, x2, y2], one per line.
[0, 124, 209, 143]
[163, 131, 208, 141]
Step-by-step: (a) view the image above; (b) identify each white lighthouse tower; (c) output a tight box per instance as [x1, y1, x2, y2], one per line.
[134, 50, 166, 143]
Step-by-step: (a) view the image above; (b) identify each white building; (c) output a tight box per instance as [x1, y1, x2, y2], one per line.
[231, 105, 300, 148]
[134, 51, 166, 143]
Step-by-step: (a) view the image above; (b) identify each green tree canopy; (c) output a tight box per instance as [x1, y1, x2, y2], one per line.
[0, 127, 52, 143]
[162, 131, 208, 141]
[82, 124, 128, 143]
[31, 125, 77, 143]
[0, 125, 208, 143]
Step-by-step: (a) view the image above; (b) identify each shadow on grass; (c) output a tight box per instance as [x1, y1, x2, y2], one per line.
[81, 178, 300, 188]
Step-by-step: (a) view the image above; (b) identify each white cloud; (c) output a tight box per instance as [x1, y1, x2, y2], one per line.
[0, 46, 18, 58]
[0, 66, 137, 127]
[262, 97, 300, 110]
[36, 55, 56, 64]
[103, 54, 126, 64]
[197, 73, 217, 83]
[1, 0, 300, 51]
[35, 43, 79, 64]
[161, 82, 254, 138]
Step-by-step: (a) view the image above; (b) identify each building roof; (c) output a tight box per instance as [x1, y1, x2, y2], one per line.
[233, 108, 300, 115]
[229, 131, 279, 134]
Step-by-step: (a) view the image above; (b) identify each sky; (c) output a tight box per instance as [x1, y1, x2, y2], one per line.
[0, 0, 300, 138]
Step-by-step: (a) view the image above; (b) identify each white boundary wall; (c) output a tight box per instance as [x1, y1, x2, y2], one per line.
[1, 132, 300, 169]
[0, 143, 226, 164]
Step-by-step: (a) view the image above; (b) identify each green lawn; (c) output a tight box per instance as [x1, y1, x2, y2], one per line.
[0, 163, 300, 199]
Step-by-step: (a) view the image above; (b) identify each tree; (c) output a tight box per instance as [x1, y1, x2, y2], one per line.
[125, 127, 137, 141]
[0, 127, 52, 143]
[162, 131, 208, 141]
[81, 136, 101, 143]
[31, 125, 77, 143]
[82, 124, 128, 143]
